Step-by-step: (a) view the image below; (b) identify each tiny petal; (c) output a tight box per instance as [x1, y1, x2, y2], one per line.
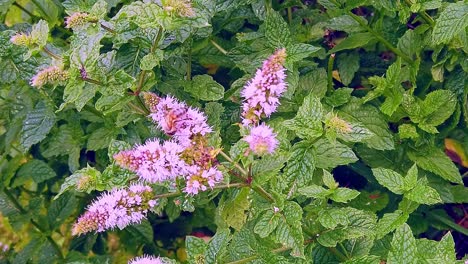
[129, 255, 168, 264]
[10, 32, 33, 46]
[243, 124, 278, 155]
[162, 0, 196, 17]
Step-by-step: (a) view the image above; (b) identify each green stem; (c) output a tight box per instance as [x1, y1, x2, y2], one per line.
[219, 150, 248, 176]
[13, 2, 37, 19]
[347, 12, 412, 64]
[287, 7, 292, 24]
[2, 188, 64, 260]
[328, 247, 348, 262]
[327, 53, 335, 94]
[81, 77, 103, 86]
[135, 26, 163, 95]
[427, 211, 468, 236]
[403, 0, 435, 27]
[187, 43, 192, 81]
[100, 23, 116, 34]
[210, 39, 228, 55]
[42, 46, 61, 60]
[252, 186, 275, 203]
[135, 95, 150, 115]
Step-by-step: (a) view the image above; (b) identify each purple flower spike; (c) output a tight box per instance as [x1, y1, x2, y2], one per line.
[241, 48, 287, 126]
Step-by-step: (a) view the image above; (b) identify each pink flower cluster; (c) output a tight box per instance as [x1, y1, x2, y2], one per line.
[72, 184, 157, 235]
[129, 255, 167, 264]
[241, 48, 287, 126]
[30, 66, 69, 87]
[114, 94, 223, 195]
[149, 96, 212, 147]
[240, 49, 287, 155]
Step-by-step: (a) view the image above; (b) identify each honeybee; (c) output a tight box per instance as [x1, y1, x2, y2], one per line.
[164, 108, 187, 135]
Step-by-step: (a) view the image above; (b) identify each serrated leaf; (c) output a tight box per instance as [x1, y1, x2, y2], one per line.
[140, 50, 164, 70]
[322, 169, 337, 189]
[387, 223, 418, 264]
[330, 188, 360, 203]
[205, 229, 230, 264]
[254, 209, 280, 238]
[407, 145, 462, 184]
[285, 94, 323, 139]
[405, 178, 442, 205]
[186, 74, 224, 101]
[418, 90, 457, 130]
[327, 15, 367, 33]
[371, 168, 405, 194]
[283, 141, 316, 190]
[287, 43, 321, 63]
[339, 98, 394, 150]
[403, 164, 418, 191]
[343, 255, 380, 264]
[48, 192, 77, 229]
[325, 88, 353, 107]
[298, 185, 330, 199]
[432, 2, 468, 45]
[315, 139, 358, 169]
[330, 32, 376, 53]
[297, 68, 328, 99]
[398, 124, 419, 139]
[13, 159, 56, 187]
[221, 188, 250, 231]
[375, 210, 409, 239]
[274, 201, 304, 257]
[31, 20, 49, 49]
[21, 101, 56, 150]
[87, 127, 122, 151]
[397, 29, 422, 59]
[337, 52, 360, 86]
[125, 220, 154, 243]
[318, 207, 349, 229]
[265, 11, 291, 48]
[186, 236, 208, 262]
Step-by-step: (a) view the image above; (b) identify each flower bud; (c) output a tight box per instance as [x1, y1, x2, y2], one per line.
[30, 66, 69, 87]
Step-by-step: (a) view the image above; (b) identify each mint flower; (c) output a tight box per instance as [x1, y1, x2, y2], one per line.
[185, 167, 223, 195]
[72, 184, 157, 235]
[241, 48, 287, 126]
[129, 255, 168, 264]
[114, 140, 190, 183]
[244, 124, 279, 155]
[162, 0, 196, 17]
[30, 66, 69, 87]
[10, 32, 33, 46]
[65, 12, 94, 30]
[148, 95, 212, 147]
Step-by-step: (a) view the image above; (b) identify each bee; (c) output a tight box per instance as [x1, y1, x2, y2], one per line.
[164, 108, 187, 135]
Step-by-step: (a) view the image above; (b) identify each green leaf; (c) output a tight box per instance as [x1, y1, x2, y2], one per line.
[265, 11, 291, 48]
[398, 124, 419, 139]
[322, 169, 337, 189]
[31, 20, 49, 49]
[221, 188, 250, 230]
[205, 229, 230, 264]
[0, 190, 21, 217]
[87, 127, 122, 151]
[397, 29, 422, 59]
[330, 188, 360, 203]
[297, 68, 328, 99]
[186, 75, 224, 101]
[274, 201, 304, 257]
[186, 236, 208, 263]
[114, 2, 163, 29]
[13, 159, 56, 187]
[284, 94, 323, 139]
[55, 166, 101, 199]
[403, 164, 418, 191]
[339, 98, 394, 150]
[20, 102, 56, 150]
[286, 43, 321, 64]
[418, 90, 457, 131]
[298, 185, 330, 199]
[330, 32, 376, 53]
[327, 15, 367, 33]
[283, 141, 316, 191]
[254, 209, 280, 238]
[375, 210, 409, 239]
[252, 152, 288, 185]
[317, 207, 349, 229]
[407, 145, 462, 184]
[140, 50, 164, 71]
[343, 255, 380, 264]
[47, 192, 77, 229]
[405, 178, 442, 205]
[337, 52, 360, 86]
[324, 88, 353, 107]
[432, 2, 468, 44]
[387, 223, 418, 264]
[371, 168, 405, 194]
[315, 139, 358, 169]
[125, 220, 154, 243]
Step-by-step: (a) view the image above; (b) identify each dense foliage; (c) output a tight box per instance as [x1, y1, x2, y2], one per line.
[0, 0, 467, 263]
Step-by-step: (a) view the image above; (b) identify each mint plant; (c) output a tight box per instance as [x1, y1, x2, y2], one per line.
[0, 0, 467, 263]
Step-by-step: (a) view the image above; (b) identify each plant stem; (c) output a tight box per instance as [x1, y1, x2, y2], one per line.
[328, 247, 348, 262]
[13, 2, 37, 19]
[2, 188, 64, 260]
[287, 7, 292, 24]
[100, 23, 116, 34]
[327, 53, 335, 94]
[42, 46, 61, 60]
[81, 77, 103, 86]
[252, 186, 275, 203]
[187, 41, 192, 81]
[403, 0, 435, 27]
[135, 26, 163, 95]
[347, 12, 412, 64]
[210, 39, 228, 55]
[219, 150, 248, 176]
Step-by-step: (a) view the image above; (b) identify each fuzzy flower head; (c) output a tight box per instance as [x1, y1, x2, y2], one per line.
[30, 66, 69, 87]
[149, 96, 212, 147]
[241, 48, 287, 126]
[162, 0, 196, 17]
[142, 92, 161, 112]
[65, 12, 94, 30]
[114, 140, 191, 183]
[185, 167, 223, 195]
[325, 113, 352, 134]
[129, 255, 168, 264]
[243, 124, 279, 155]
[72, 184, 157, 235]
[10, 32, 34, 46]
